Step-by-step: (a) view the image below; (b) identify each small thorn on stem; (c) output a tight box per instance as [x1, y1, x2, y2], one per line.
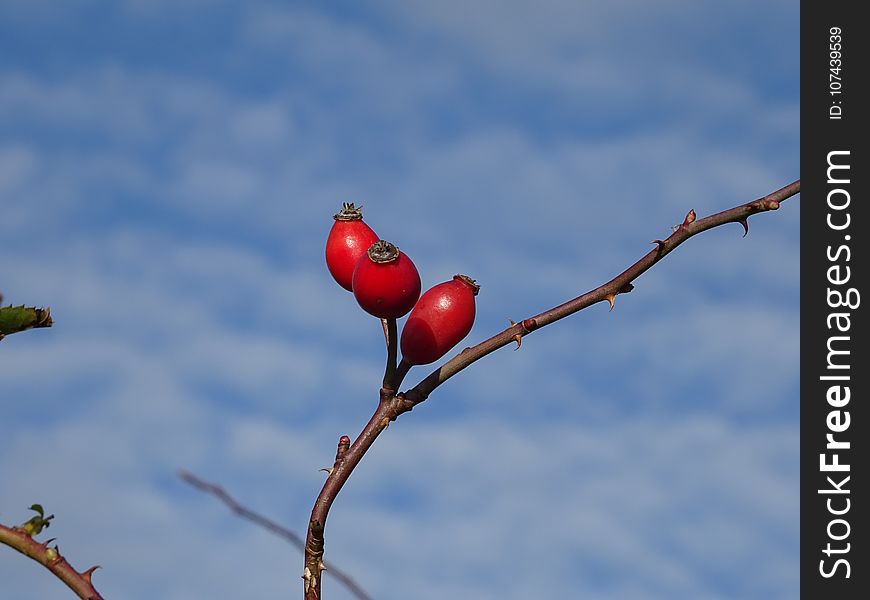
[513, 334, 522, 350]
[738, 218, 749, 237]
[81, 566, 100, 584]
[319, 467, 334, 475]
[651, 239, 666, 250]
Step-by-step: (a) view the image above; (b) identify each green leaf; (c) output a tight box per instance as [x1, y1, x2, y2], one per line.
[21, 504, 54, 536]
[0, 304, 53, 340]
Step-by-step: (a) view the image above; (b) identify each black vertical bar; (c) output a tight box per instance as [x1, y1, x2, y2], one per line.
[801, 2, 867, 598]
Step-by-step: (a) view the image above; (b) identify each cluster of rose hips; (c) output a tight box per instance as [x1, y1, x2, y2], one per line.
[325, 203, 479, 369]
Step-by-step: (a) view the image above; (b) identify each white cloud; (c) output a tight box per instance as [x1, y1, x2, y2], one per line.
[2, 2, 798, 598]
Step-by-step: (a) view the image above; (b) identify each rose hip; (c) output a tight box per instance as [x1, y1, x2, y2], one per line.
[400, 275, 479, 365]
[352, 240, 421, 319]
[325, 203, 379, 292]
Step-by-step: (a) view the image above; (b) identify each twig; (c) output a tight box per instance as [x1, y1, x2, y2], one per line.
[381, 318, 398, 390]
[404, 180, 801, 405]
[0, 520, 103, 600]
[178, 470, 373, 600]
[302, 179, 800, 599]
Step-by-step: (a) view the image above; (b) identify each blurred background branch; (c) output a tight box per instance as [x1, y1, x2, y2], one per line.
[179, 470, 373, 600]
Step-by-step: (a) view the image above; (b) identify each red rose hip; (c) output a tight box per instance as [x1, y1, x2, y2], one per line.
[325, 203, 379, 291]
[352, 240, 421, 319]
[400, 274, 479, 365]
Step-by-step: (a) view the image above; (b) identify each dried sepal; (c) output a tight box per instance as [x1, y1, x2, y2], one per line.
[333, 202, 365, 221]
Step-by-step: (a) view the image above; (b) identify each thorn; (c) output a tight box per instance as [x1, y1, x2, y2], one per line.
[81, 566, 100, 584]
[318, 560, 327, 572]
[682, 209, 696, 226]
[651, 239, 666, 250]
[513, 334, 522, 350]
[319, 467, 334, 475]
[508, 318, 516, 326]
[738, 218, 749, 237]
[605, 295, 616, 311]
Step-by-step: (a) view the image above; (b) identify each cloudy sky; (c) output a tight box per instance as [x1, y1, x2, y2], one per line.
[1, 2, 799, 599]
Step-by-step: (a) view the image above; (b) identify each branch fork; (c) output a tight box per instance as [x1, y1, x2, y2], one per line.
[301, 180, 799, 599]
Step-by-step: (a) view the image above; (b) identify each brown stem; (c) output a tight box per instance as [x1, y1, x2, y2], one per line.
[379, 318, 390, 347]
[178, 471, 372, 600]
[304, 390, 413, 599]
[0, 523, 103, 600]
[302, 179, 799, 599]
[391, 358, 412, 392]
[381, 318, 398, 390]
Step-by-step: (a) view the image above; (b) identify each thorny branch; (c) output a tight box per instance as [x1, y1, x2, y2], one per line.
[0, 520, 103, 600]
[303, 180, 800, 599]
[404, 179, 801, 406]
[178, 471, 372, 600]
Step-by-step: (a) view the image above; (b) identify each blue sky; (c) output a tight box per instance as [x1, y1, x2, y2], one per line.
[1, 2, 799, 599]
